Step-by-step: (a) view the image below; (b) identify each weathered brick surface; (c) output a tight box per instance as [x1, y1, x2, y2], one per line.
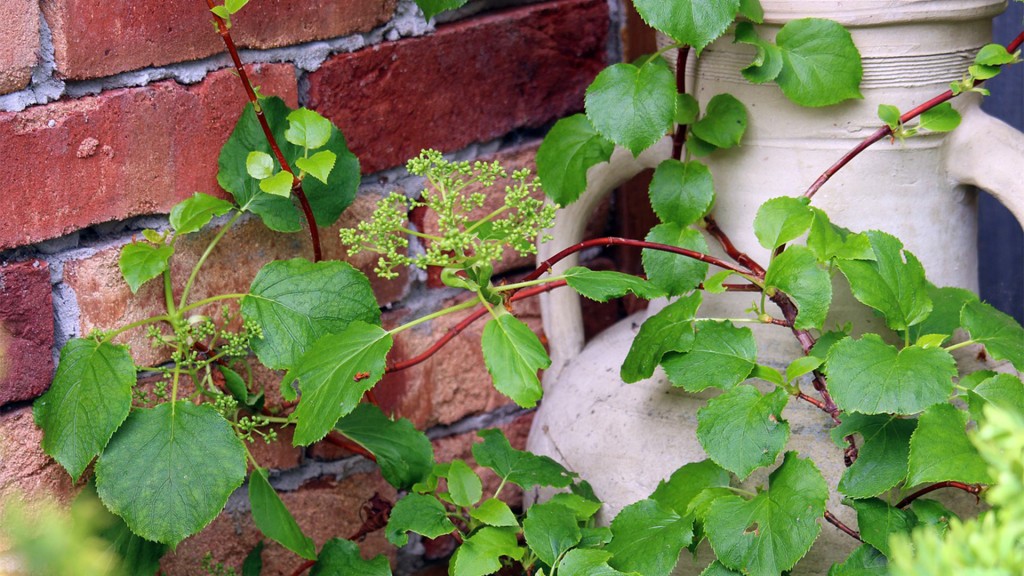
[306, 0, 609, 174]
[159, 469, 396, 575]
[0, 0, 39, 95]
[0, 407, 78, 509]
[0, 260, 55, 406]
[0, 64, 297, 251]
[43, 0, 397, 80]
[63, 194, 409, 367]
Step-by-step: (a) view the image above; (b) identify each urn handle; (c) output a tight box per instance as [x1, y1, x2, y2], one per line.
[944, 105, 1024, 225]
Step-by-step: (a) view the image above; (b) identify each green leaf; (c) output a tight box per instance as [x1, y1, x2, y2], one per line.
[93, 483, 168, 574]
[579, 526, 613, 548]
[697, 386, 790, 479]
[704, 270, 736, 294]
[607, 499, 693, 576]
[662, 320, 757, 392]
[218, 365, 260, 407]
[470, 498, 518, 527]
[648, 159, 715, 226]
[676, 93, 700, 125]
[118, 242, 173, 294]
[537, 114, 615, 206]
[691, 94, 748, 149]
[523, 502, 581, 567]
[445, 459, 483, 508]
[686, 134, 720, 157]
[225, 0, 249, 13]
[975, 43, 1018, 66]
[472, 428, 575, 489]
[334, 403, 434, 490]
[210, 5, 231, 21]
[415, 0, 468, 20]
[826, 334, 956, 415]
[287, 322, 393, 445]
[95, 402, 247, 546]
[564, 266, 662, 302]
[651, 460, 731, 516]
[909, 285, 978, 343]
[753, 196, 813, 250]
[968, 62, 1001, 80]
[786, 355, 824, 382]
[836, 231, 932, 331]
[909, 499, 957, 535]
[560, 549, 635, 576]
[170, 192, 235, 235]
[961, 300, 1024, 370]
[915, 333, 947, 349]
[311, 539, 391, 576]
[547, 493, 602, 521]
[918, 102, 961, 132]
[285, 108, 332, 149]
[621, 292, 701, 383]
[34, 339, 135, 479]
[906, 402, 993, 486]
[249, 468, 316, 559]
[585, 61, 676, 155]
[966, 373, 1024, 422]
[246, 150, 275, 179]
[481, 313, 550, 408]
[385, 494, 455, 547]
[733, 22, 783, 83]
[878, 104, 902, 130]
[764, 246, 831, 329]
[706, 452, 828, 576]
[242, 258, 380, 370]
[830, 413, 916, 498]
[774, 18, 863, 107]
[847, 498, 915, 557]
[702, 561, 744, 576]
[296, 150, 337, 185]
[449, 526, 523, 576]
[737, 0, 764, 23]
[642, 223, 710, 296]
[806, 209, 873, 263]
[828, 544, 888, 576]
[632, 0, 741, 52]
[259, 170, 293, 198]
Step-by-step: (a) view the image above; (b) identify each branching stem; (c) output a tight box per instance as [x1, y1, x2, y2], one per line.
[824, 510, 862, 542]
[896, 481, 983, 509]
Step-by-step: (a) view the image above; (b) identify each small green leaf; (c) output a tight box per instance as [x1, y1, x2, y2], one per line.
[385, 494, 455, 547]
[118, 242, 173, 294]
[751, 364, 784, 387]
[918, 102, 961, 133]
[974, 43, 1018, 66]
[259, 170, 293, 198]
[311, 539, 391, 576]
[968, 62, 1001, 80]
[906, 402, 993, 486]
[249, 468, 316, 559]
[141, 229, 163, 243]
[737, 0, 764, 23]
[691, 94, 748, 149]
[472, 428, 575, 489]
[210, 5, 231, 21]
[909, 499, 957, 535]
[415, 0, 469, 20]
[877, 104, 901, 130]
[806, 209, 874, 263]
[642, 223, 710, 296]
[621, 292, 701, 383]
[775, 18, 863, 107]
[285, 108, 332, 150]
[837, 231, 932, 331]
[702, 561, 745, 576]
[95, 402, 247, 546]
[334, 403, 434, 490]
[909, 285, 977, 343]
[547, 493, 602, 521]
[915, 333, 948, 349]
[170, 192, 234, 234]
[537, 114, 615, 206]
[34, 339, 135, 479]
[830, 413, 916, 498]
[764, 246, 831, 330]
[961, 300, 1024, 370]
[585, 61, 676, 155]
[481, 314, 550, 408]
[560, 549, 634, 576]
[649, 159, 716, 226]
[295, 150, 337, 185]
[754, 196, 813, 250]
[705, 452, 828, 576]
[470, 499, 518, 527]
[651, 460, 731, 516]
[446, 460, 483, 508]
[662, 320, 757, 392]
[225, 0, 249, 13]
[847, 498, 915, 557]
[786, 355, 824, 382]
[449, 526, 523, 576]
[246, 150, 275, 179]
[218, 365, 259, 407]
[828, 544, 888, 576]
[564, 266, 663, 302]
[826, 334, 956, 415]
[697, 386, 790, 479]
[632, 0, 741, 52]
[607, 499, 693, 576]
[733, 22, 783, 84]
[704, 270, 736, 294]
[676, 93, 700, 124]
[523, 502, 581, 567]
[966, 373, 1024, 422]
[686, 134, 720, 157]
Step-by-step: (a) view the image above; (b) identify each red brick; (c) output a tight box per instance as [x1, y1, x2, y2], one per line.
[0, 64, 297, 250]
[306, 0, 609, 174]
[63, 194, 409, 367]
[0, 260, 55, 406]
[44, 0, 397, 80]
[0, 0, 39, 94]
[0, 407, 79, 510]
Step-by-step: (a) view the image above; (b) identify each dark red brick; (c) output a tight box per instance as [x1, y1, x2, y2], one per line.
[0, 260, 55, 406]
[306, 0, 609, 174]
[0, 0, 39, 95]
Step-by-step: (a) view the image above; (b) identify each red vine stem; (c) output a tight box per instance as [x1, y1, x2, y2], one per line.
[803, 30, 1024, 201]
[824, 510, 862, 542]
[205, 1, 323, 262]
[703, 216, 765, 276]
[672, 45, 692, 159]
[896, 481, 983, 509]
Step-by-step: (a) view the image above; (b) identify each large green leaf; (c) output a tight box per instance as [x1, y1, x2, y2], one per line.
[118, 242, 174, 294]
[906, 403, 992, 486]
[753, 197, 813, 250]
[648, 159, 715, 227]
[830, 413, 916, 498]
[311, 538, 391, 576]
[828, 544, 888, 576]
[94, 402, 247, 546]
[909, 285, 978, 343]
[965, 373, 1024, 422]
[385, 493, 455, 547]
[691, 94, 748, 149]
[91, 482, 168, 575]
[287, 322, 393, 445]
[764, 245, 831, 330]
[34, 339, 136, 479]
[560, 549, 635, 576]
[774, 18, 863, 107]
[522, 502, 581, 567]
[334, 404, 434, 490]
[607, 499, 693, 576]
[585, 61, 676, 155]
[472, 429, 575, 489]
[806, 209, 873, 263]
[481, 313, 550, 408]
[537, 114, 615, 206]
[564, 267, 663, 302]
[469, 499, 519, 528]
[415, 0, 468, 20]
[734, 22, 782, 84]
[249, 468, 316, 559]
[642, 223, 710, 296]
[169, 192, 235, 235]
[697, 386, 790, 480]
[847, 498, 915, 557]
[449, 527, 523, 576]
[621, 293, 701, 383]
[662, 320, 756, 392]
[705, 452, 828, 576]
[825, 334, 956, 415]
[650, 460, 731, 516]
[632, 0, 741, 52]
[836, 231, 932, 332]
[445, 460, 483, 508]
[242, 259, 380, 370]
[961, 300, 1024, 370]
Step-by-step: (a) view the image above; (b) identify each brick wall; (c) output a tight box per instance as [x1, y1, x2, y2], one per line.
[0, 1, 622, 574]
